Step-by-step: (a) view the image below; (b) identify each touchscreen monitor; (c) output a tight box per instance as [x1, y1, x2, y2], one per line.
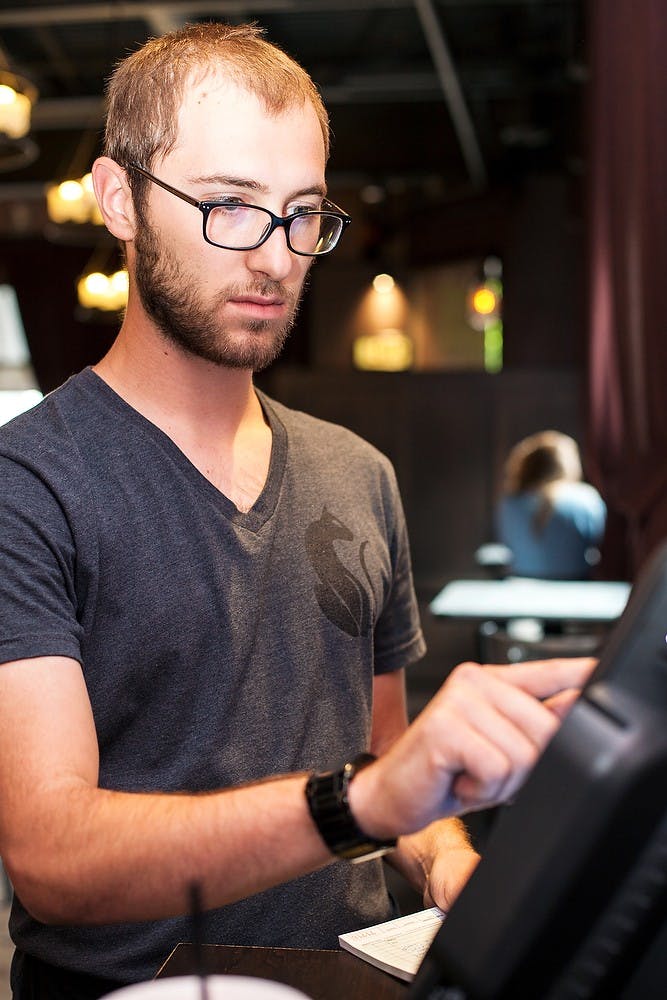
[409, 542, 667, 1000]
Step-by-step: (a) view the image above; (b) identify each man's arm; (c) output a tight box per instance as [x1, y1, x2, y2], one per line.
[0, 655, 333, 924]
[0, 654, 594, 926]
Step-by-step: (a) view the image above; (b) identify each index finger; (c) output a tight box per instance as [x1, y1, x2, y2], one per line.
[484, 656, 597, 701]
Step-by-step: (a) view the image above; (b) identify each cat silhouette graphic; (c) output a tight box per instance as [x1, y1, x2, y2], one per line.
[304, 507, 372, 637]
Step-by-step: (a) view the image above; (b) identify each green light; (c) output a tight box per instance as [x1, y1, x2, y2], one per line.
[484, 318, 503, 373]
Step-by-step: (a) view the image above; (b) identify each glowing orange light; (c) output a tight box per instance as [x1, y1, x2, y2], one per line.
[471, 286, 497, 315]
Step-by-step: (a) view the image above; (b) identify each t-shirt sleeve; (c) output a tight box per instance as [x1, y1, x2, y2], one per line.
[0, 454, 84, 666]
[372, 465, 426, 674]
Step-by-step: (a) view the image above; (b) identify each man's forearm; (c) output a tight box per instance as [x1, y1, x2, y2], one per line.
[6, 773, 332, 925]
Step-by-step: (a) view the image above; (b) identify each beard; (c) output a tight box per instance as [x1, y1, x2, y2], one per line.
[133, 220, 305, 371]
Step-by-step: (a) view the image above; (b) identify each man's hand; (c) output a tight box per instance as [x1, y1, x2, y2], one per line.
[422, 842, 480, 911]
[388, 816, 480, 912]
[350, 657, 596, 842]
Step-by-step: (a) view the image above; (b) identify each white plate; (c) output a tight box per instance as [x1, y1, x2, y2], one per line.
[103, 974, 312, 999]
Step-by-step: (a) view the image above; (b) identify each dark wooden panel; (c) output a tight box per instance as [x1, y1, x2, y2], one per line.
[401, 372, 492, 585]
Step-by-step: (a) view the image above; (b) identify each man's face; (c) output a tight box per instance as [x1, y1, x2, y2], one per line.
[130, 76, 327, 371]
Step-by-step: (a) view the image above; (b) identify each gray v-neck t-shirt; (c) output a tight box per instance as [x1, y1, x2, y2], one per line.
[0, 368, 425, 983]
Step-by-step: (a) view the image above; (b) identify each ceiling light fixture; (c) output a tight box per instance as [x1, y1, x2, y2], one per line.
[47, 171, 104, 225]
[45, 128, 104, 229]
[372, 272, 396, 294]
[0, 67, 39, 172]
[77, 268, 128, 312]
[0, 69, 36, 139]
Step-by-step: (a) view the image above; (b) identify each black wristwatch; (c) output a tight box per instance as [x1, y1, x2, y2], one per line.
[305, 752, 397, 863]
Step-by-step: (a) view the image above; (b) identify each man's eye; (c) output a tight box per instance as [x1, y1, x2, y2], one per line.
[212, 200, 250, 217]
[288, 204, 319, 217]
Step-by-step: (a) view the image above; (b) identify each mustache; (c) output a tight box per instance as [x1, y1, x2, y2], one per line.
[223, 278, 298, 305]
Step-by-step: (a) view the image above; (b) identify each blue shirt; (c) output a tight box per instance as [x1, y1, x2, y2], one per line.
[496, 482, 607, 580]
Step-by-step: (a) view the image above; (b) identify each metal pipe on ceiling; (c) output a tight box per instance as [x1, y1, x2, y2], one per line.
[413, 0, 487, 189]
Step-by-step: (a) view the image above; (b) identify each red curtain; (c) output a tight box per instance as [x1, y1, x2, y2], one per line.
[586, 0, 667, 579]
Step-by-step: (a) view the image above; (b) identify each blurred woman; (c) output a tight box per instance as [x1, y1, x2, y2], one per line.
[496, 431, 607, 579]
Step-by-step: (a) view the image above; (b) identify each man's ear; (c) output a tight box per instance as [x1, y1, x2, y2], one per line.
[91, 157, 137, 241]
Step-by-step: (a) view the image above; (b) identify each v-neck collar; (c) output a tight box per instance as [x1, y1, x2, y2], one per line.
[79, 368, 287, 534]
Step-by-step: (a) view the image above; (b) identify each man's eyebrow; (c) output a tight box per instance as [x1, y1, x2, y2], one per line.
[187, 174, 266, 192]
[295, 184, 328, 199]
[186, 174, 327, 199]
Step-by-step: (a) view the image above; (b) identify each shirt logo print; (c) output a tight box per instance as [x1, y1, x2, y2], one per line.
[304, 507, 372, 637]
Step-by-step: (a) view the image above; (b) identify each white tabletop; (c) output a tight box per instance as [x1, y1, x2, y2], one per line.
[429, 576, 632, 623]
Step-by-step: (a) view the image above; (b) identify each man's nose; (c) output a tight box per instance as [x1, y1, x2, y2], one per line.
[245, 225, 295, 282]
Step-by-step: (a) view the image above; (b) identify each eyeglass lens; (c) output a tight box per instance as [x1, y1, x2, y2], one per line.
[206, 205, 343, 254]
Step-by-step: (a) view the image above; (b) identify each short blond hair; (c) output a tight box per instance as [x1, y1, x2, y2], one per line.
[103, 21, 330, 213]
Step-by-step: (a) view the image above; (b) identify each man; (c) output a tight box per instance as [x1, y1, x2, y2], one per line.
[0, 21, 593, 999]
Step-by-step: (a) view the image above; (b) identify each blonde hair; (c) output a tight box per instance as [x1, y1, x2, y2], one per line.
[103, 21, 330, 215]
[503, 431, 583, 533]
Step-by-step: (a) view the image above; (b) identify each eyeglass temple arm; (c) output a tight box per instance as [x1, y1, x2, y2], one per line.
[128, 163, 201, 208]
[324, 199, 351, 222]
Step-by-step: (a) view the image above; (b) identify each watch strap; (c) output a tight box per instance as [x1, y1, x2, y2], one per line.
[305, 752, 397, 863]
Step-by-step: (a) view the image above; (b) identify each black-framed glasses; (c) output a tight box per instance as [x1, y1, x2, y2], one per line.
[128, 163, 350, 257]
